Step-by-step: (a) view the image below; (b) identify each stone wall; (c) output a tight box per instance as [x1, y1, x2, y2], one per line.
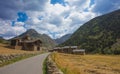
[46, 55, 63, 74]
[0, 53, 38, 67]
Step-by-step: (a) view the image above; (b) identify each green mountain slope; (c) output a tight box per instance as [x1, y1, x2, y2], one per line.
[61, 9, 120, 54]
[0, 37, 8, 44]
[15, 29, 56, 49]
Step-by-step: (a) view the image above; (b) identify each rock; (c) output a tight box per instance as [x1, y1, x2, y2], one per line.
[0, 60, 3, 64]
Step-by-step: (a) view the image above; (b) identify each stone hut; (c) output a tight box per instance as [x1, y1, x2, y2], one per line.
[70, 46, 78, 53]
[10, 35, 42, 51]
[52, 46, 86, 55]
[62, 46, 78, 54]
[53, 47, 62, 52]
[62, 46, 70, 53]
[73, 49, 85, 55]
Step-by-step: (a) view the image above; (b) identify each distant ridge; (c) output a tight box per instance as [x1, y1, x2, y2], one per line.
[54, 34, 72, 44]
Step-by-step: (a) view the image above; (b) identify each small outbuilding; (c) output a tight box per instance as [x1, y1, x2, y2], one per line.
[73, 49, 85, 55]
[62, 46, 70, 53]
[53, 47, 62, 52]
[52, 46, 86, 55]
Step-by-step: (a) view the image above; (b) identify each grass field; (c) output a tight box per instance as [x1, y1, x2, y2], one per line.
[0, 43, 39, 55]
[51, 52, 120, 74]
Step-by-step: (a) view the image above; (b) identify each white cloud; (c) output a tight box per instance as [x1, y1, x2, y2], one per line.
[0, 19, 26, 39]
[23, 0, 96, 39]
[1, 0, 119, 39]
[90, 0, 120, 14]
[45, 3, 70, 15]
[14, 22, 24, 26]
[65, 0, 91, 11]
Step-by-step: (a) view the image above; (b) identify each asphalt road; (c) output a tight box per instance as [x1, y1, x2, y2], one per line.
[0, 53, 49, 74]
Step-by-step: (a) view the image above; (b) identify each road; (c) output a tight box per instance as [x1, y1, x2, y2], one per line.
[0, 53, 49, 74]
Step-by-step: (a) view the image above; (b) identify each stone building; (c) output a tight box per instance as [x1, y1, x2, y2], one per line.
[53, 47, 62, 52]
[10, 35, 42, 51]
[53, 46, 85, 55]
[73, 49, 85, 55]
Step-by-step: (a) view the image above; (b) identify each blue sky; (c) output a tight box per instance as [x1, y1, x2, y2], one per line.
[0, 0, 120, 39]
[51, 0, 65, 5]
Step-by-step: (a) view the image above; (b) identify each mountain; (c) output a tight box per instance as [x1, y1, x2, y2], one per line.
[0, 36, 3, 40]
[0, 37, 8, 44]
[15, 29, 57, 49]
[54, 34, 72, 44]
[61, 9, 120, 54]
[0, 36, 4, 43]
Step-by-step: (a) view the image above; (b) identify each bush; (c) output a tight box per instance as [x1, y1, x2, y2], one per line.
[103, 48, 113, 54]
[113, 49, 120, 54]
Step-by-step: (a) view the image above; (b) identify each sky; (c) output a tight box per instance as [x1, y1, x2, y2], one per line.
[0, 0, 120, 39]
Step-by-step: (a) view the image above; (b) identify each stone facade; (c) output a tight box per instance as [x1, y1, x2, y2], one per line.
[52, 46, 85, 55]
[10, 35, 42, 51]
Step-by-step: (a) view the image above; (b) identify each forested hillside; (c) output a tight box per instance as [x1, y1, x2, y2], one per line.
[61, 9, 120, 54]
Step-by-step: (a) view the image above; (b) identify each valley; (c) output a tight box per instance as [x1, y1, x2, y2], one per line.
[0, 1, 120, 74]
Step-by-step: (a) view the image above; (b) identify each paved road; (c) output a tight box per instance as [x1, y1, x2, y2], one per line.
[0, 53, 49, 74]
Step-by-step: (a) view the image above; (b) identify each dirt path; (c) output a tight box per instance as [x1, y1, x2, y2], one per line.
[0, 53, 49, 74]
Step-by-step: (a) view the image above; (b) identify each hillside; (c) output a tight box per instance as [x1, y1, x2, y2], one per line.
[0, 37, 8, 44]
[61, 9, 120, 54]
[54, 34, 72, 44]
[0, 37, 4, 43]
[14, 29, 56, 49]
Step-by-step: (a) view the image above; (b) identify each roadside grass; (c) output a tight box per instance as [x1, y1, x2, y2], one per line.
[43, 57, 47, 74]
[51, 52, 120, 74]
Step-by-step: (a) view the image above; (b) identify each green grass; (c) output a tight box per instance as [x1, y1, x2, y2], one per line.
[43, 57, 47, 74]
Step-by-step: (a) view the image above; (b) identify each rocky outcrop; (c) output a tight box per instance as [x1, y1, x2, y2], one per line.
[46, 55, 63, 74]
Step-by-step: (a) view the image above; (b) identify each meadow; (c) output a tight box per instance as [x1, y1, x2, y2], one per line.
[51, 52, 120, 74]
[0, 43, 39, 55]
